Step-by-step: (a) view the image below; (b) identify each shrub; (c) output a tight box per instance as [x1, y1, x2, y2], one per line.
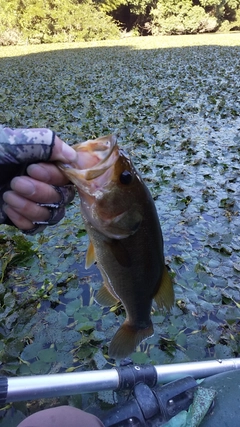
[0, 29, 23, 46]
[0, 0, 120, 45]
[67, 2, 121, 41]
[150, 3, 217, 35]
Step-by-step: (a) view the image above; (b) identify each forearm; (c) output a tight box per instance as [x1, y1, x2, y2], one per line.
[0, 126, 55, 164]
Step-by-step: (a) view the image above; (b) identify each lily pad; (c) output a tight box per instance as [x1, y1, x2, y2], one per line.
[0, 33, 240, 424]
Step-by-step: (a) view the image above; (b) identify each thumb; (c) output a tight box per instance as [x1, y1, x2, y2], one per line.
[50, 136, 78, 162]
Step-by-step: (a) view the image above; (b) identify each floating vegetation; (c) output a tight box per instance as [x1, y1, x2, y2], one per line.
[0, 33, 239, 424]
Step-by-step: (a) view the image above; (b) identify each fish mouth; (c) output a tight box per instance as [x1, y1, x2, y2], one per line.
[58, 135, 119, 195]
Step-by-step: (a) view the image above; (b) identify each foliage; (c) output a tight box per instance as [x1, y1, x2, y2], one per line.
[98, 0, 240, 35]
[100, 0, 127, 14]
[0, 0, 239, 41]
[100, 0, 150, 17]
[219, 6, 240, 29]
[0, 30, 23, 46]
[0, 1, 18, 32]
[147, 0, 240, 34]
[0, 33, 240, 423]
[0, 0, 120, 45]
[150, 2, 217, 34]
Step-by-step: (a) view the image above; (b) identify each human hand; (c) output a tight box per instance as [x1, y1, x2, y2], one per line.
[2, 136, 77, 233]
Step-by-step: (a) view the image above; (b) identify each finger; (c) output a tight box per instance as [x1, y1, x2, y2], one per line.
[52, 136, 99, 169]
[3, 192, 50, 223]
[3, 205, 37, 230]
[10, 177, 62, 204]
[27, 163, 69, 185]
[51, 136, 77, 162]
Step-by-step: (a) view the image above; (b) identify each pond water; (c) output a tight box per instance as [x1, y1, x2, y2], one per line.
[0, 35, 239, 426]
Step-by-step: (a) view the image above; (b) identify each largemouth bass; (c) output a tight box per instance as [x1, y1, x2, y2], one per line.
[58, 135, 174, 359]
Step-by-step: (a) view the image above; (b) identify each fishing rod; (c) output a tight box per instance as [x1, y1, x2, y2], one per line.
[1, 357, 240, 403]
[1, 358, 240, 426]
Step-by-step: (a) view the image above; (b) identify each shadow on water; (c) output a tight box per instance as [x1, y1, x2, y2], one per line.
[0, 31, 240, 58]
[0, 42, 240, 73]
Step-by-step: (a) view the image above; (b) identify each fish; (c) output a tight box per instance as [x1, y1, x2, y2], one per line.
[58, 135, 174, 360]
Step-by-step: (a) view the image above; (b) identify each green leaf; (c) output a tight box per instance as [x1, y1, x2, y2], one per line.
[38, 347, 57, 363]
[93, 350, 107, 369]
[131, 352, 150, 364]
[4, 292, 16, 309]
[21, 342, 43, 361]
[30, 360, 51, 374]
[65, 300, 81, 316]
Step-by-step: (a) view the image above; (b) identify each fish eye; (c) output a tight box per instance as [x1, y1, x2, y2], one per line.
[120, 170, 132, 185]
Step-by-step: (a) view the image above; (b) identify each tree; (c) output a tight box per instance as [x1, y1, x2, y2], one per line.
[0, 0, 18, 33]
[98, 0, 155, 32]
[0, 0, 239, 43]
[0, 0, 120, 45]
[149, 0, 239, 35]
[150, 0, 217, 34]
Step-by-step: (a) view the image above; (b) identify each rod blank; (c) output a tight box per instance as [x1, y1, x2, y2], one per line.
[155, 357, 240, 383]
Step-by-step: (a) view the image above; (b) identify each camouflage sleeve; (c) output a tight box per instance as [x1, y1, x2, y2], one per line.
[0, 126, 55, 164]
[0, 126, 55, 226]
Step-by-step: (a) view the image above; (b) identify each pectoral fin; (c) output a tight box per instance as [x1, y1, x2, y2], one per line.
[154, 266, 174, 310]
[111, 209, 142, 233]
[85, 241, 96, 269]
[103, 208, 143, 239]
[95, 284, 120, 307]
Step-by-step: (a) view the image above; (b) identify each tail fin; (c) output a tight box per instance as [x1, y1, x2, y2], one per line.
[108, 321, 154, 360]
